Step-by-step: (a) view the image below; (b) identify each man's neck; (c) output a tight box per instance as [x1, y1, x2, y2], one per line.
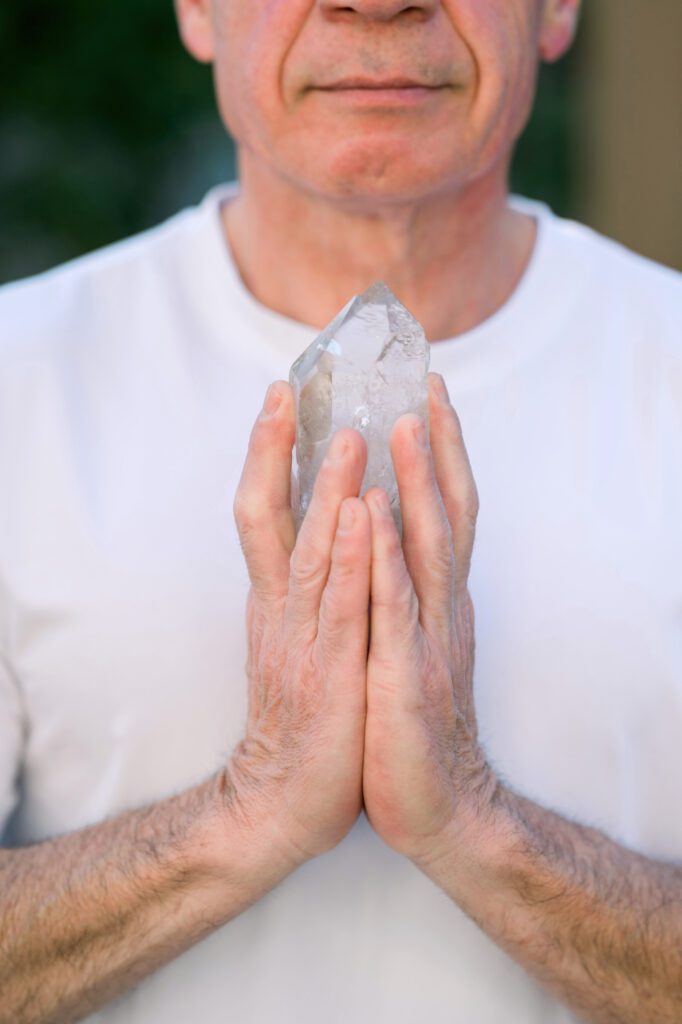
[221, 153, 537, 342]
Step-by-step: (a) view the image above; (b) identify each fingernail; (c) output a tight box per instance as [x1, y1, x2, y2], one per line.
[326, 433, 348, 462]
[413, 417, 429, 450]
[433, 374, 451, 405]
[372, 490, 391, 517]
[338, 501, 355, 532]
[262, 384, 281, 416]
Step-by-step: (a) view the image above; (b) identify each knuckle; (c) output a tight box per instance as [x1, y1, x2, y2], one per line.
[428, 544, 456, 580]
[283, 649, 326, 720]
[233, 488, 256, 529]
[328, 554, 358, 590]
[318, 601, 351, 650]
[445, 492, 479, 531]
[234, 491, 271, 541]
[320, 572, 361, 632]
[462, 514, 478, 541]
[318, 615, 366, 678]
[373, 566, 418, 624]
[378, 522, 403, 560]
[236, 518, 261, 559]
[462, 495, 479, 526]
[290, 546, 327, 591]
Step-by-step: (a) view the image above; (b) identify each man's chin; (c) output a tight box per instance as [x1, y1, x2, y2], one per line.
[296, 157, 461, 210]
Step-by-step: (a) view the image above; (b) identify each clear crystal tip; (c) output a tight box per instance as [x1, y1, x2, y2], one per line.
[289, 281, 430, 532]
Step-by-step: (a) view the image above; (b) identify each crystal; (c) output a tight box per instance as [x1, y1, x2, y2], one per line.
[289, 281, 430, 534]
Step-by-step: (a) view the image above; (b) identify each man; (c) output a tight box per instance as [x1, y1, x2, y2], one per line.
[0, 0, 680, 1021]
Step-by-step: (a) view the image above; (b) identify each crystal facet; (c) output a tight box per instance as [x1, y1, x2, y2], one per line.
[290, 282, 430, 533]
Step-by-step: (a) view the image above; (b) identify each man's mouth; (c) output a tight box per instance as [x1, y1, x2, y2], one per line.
[312, 76, 448, 107]
[318, 76, 439, 90]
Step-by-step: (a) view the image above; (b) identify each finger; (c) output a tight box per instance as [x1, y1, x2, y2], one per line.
[233, 381, 296, 607]
[427, 374, 479, 591]
[389, 412, 455, 644]
[365, 486, 421, 672]
[317, 497, 371, 696]
[286, 428, 367, 637]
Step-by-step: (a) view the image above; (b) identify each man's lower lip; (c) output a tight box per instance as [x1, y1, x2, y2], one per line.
[316, 86, 441, 106]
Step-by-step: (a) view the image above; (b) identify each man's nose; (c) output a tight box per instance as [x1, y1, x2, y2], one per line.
[319, 0, 437, 22]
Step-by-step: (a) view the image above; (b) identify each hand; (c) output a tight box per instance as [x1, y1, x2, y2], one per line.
[226, 382, 371, 868]
[362, 373, 497, 867]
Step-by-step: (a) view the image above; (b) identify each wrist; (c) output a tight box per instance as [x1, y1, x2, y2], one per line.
[185, 770, 302, 908]
[412, 769, 519, 911]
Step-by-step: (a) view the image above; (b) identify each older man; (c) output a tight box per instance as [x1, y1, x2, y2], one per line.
[0, 1, 681, 1021]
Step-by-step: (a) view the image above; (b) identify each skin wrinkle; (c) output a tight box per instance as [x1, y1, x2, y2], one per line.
[272, 1, 306, 120]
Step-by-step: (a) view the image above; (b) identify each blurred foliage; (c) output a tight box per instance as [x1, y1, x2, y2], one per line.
[0, 1, 580, 285]
[512, 54, 580, 217]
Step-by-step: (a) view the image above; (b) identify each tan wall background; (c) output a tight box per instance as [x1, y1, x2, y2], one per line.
[577, 0, 682, 271]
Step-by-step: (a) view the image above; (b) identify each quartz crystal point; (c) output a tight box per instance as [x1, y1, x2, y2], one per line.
[290, 281, 430, 534]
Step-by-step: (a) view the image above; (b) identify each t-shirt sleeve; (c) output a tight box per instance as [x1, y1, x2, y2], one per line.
[0, 653, 25, 841]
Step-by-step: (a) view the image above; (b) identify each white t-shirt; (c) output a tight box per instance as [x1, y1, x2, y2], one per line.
[0, 181, 680, 1024]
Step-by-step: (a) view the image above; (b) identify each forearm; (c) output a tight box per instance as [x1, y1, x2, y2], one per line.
[0, 770, 296, 1024]
[417, 782, 682, 1023]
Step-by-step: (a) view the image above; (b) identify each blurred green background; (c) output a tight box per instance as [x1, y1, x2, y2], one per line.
[1, 1, 679, 285]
